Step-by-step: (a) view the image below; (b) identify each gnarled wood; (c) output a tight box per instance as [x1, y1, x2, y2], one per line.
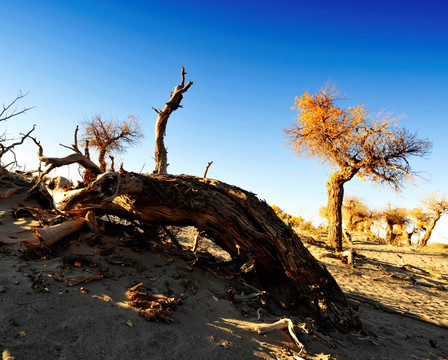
[154, 67, 193, 175]
[44, 172, 362, 332]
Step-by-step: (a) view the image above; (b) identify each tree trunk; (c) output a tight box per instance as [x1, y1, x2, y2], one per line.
[46, 172, 362, 332]
[418, 211, 441, 247]
[154, 114, 169, 175]
[98, 148, 107, 172]
[326, 175, 346, 252]
[154, 67, 193, 175]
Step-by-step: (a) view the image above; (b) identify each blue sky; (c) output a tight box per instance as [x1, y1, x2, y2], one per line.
[1, 0, 448, 241]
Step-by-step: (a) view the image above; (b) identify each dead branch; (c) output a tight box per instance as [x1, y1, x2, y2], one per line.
[246, 318, 304, 353]
[154, 66, 193, 175]
[0, 91, 34, 122]
[59, 125, 82, 154]
[32, 218, 85, 248]
[0, 125, 36, 159]
[203, 161, 213, 178]
[66, 273, 104, 287]
[30, 136, 103, 191]
[125, 283, 181, 323]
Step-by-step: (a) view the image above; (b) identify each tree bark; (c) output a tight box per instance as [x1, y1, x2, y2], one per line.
[154, 67, 193, 175]
[326, 176, 346, 251]
[98, 148, 107, 172]
[326, 167, 359, 251]
[33, 218, 85, 248]
[45, 172, 362, 332]
[418, 211, 441, 247]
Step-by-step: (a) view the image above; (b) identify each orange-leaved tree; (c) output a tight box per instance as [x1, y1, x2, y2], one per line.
[342, 195, 379, 233]
[381, 205, 410, 245]
[285, 83, 432, 251]
[82, 114, 143, 172]
[270, 204, 303, 227]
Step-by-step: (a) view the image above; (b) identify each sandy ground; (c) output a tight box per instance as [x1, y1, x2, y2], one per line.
[1, 187, 447, 359]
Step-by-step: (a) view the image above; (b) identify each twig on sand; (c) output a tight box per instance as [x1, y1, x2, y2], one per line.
[247, 318, 305, 354]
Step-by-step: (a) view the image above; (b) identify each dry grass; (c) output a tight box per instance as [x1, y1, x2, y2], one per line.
[418, 242, 448, 254]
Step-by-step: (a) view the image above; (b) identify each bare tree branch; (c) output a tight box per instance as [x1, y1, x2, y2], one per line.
[29, 134, 103, 191]
[0, 125, 36, 159]
[154, 66, 193, 175]
[0, 91, 34, 122]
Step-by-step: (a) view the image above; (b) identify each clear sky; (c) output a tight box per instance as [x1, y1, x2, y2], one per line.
[1, 0, 448, 242]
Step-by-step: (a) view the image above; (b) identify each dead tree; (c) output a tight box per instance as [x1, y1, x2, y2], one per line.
[153, 66, 193, 175]
[31, 137, 361, 332]
[1, 92, 35, 169]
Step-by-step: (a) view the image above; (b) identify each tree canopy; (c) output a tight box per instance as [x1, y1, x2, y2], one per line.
[82, 114, 143, 172]
[285, 83, 432, 250]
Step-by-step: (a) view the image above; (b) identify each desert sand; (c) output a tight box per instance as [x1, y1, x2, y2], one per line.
[1, 187, 447, 359]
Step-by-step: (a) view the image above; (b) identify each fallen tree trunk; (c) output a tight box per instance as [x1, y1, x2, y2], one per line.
[44, 171, 362, 332]
[33, 218, 85, 248]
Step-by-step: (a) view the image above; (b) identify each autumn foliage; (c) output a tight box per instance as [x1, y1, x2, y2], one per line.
[270, 205, 304, 227]
[285, 83, 432, 251]
[342, 196, 379, 232]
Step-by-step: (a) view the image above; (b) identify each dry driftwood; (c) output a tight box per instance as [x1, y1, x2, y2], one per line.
[242, 318, 304, 353]
[41, 171, 361, 332]
[33, 218, 85, 248]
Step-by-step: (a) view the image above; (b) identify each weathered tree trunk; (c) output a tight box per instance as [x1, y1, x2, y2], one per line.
[47, 172, 362, 332]
[418, 211, 441, 247]
[326, 176, 346, 252]
[154, 67, 193, 175]
[326, 167, 359, 251]
[98, 148, 107, 172]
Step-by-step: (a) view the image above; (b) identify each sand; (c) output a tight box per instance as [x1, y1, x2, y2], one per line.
[1, 187, 447, 359]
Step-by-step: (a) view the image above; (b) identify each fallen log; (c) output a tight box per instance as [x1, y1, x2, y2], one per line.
[32, 218, 85, 248]
[43, 172, 362, 332]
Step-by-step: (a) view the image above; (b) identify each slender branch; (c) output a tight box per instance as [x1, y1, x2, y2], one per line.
[59, 125, 81, 154]
[203, 161, 213, 178]
[0, 91, 34, 122]
[0, 125, 36, 159]
[29, 136, 103, 191]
